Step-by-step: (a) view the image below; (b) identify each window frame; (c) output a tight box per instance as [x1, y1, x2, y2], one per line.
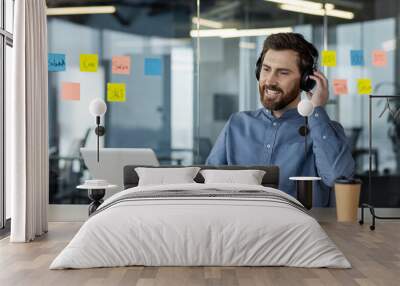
[0, 0, 13, 231]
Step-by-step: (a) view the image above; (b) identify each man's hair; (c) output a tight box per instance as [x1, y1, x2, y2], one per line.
[261, 33, 318, 75]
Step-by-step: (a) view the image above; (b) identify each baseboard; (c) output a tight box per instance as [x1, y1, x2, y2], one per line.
[48, 204, 88, 222]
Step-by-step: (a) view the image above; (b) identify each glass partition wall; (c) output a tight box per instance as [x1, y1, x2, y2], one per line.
[47, 0, 400, 207]
[47, 1, 198, 203]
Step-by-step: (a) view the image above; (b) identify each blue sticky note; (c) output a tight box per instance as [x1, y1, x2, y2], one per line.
[350, 50, 364, 66]
[48, 53, 66, 72]
[144, 58, 162, 76]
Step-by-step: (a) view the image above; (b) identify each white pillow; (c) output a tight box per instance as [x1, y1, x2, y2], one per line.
[200, 169, 266, 185]
[135, 167, 201, 186]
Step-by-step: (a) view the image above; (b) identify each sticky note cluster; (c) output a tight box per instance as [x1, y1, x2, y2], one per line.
[50, 52, 164, 102]
[320, 48, 388, 96]
[322, 49, 388, 67]
[332, 78, 373, 96]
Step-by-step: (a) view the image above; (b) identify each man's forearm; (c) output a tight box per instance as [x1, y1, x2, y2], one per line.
[308, 107, 355, 186]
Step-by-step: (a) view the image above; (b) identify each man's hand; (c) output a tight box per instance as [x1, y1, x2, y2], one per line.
[307, 70, 329, 107]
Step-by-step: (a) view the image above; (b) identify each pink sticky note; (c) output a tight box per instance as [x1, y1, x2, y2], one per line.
[61, 82, 80, 101]
[333, 79, 348, 95]
[372, 50, 387, 67]
[112, 56, 131, 75]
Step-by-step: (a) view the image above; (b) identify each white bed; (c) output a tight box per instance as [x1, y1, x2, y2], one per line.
[50, 183, 350, 269]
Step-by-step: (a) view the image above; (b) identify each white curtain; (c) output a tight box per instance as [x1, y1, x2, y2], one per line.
[9, 0, 48, 242]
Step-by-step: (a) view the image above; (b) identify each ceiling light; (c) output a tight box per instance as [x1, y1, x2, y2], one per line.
[280, 4, 324, 16]
[220, 27, 293, 38]
[46, 6, 116, 16]
[324, 3, 335, 10]
[280, 4, 354, 19]
[325, 9, 354, 19]
[192, 17, 223, 29]
[265, 0, 323, 10]
[190, 27, 293, 38]
[190, 29, 237, 38]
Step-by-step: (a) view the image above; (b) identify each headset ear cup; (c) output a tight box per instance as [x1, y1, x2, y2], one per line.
[300, 71, 316, 92]
[255, 57, 261, 81]
[300, 72, 308, 91]
[307, 77, 317, 91]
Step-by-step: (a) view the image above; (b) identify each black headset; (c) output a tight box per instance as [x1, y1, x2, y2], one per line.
[255, 46, 317, 92]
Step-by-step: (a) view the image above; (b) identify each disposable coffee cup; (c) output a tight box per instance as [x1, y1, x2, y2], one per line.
[334, 178, 362, 222]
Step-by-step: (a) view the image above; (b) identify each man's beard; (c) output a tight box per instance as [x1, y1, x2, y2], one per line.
[259, 83, 300, 111]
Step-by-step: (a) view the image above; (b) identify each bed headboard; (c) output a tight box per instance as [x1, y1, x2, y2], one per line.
[123, 165, 280, 189]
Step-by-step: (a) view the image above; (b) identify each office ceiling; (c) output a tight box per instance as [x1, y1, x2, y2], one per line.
[45, 0, 387, 38]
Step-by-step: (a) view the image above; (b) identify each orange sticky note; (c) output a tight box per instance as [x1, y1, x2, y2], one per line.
[357, 78, 372, 95]
[107, 83, 126, 102]
[61, 82, 80, 101]
[372, 50, 387, 67]
[333, 79, 348, 95]
[112, 56, 131, 75]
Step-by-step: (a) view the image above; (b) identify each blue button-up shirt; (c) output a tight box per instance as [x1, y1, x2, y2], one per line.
[206, 106, 355, 206]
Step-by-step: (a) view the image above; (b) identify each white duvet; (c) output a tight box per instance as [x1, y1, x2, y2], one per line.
[50, 183, 350, 269]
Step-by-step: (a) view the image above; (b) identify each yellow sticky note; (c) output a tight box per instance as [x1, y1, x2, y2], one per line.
[107, 83, 126, 102]
[357, 79, 372, 95]
[322, 50, 336, 67]
[80, 54, 98, 72]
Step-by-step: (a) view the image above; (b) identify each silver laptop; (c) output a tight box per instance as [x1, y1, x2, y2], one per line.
[80, 148, 159, 195]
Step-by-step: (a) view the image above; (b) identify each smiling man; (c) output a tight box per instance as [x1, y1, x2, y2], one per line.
[206, 33, 355, 206]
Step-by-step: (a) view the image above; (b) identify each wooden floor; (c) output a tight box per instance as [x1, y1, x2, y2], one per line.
[0, 220, 399, 286]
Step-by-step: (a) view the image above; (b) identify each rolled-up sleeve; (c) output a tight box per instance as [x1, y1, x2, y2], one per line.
[308, 106, 355, 186]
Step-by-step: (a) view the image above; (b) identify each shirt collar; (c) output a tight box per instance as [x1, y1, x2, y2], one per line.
[262, 107, 301, 121]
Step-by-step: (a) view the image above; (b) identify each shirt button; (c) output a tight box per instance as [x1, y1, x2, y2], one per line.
[266, 144, 271, 148]
[315, 113, 319, 117]
[322, 135, 327, 139]
[273, 122, 277, 126]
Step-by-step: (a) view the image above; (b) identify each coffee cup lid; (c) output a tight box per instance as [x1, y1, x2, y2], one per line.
[335, 177, 362, 184]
